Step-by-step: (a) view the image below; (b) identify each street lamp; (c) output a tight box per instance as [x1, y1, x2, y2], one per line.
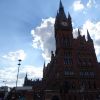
[3, 80, 7, 87]
[16, 59, 22, 87]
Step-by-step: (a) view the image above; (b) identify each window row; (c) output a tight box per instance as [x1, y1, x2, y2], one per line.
[67, 95, 96, 100]
[78, 58, 92, 66]
[64, 58, 73, 65]
[64, 51, 72, 57]
[62, 38, 72, 47]
[80, 71, 95, 78]
[80, 80, 96, 89]
[64, 70, 74, 76]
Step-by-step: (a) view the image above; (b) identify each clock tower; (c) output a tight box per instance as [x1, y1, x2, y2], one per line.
[42, 0, 100, 100]
[55, 0, 72, 31]
[54, 0, 73, 54]
[43, 0, 75, 91]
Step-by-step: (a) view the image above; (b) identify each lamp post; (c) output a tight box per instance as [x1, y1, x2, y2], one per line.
[3, 80, 7, 100]
[3, 80, 7, 87]
[16, 59, 22, 87]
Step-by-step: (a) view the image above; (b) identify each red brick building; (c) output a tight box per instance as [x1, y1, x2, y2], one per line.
[22, 1, 100, 100]
[42, 1, 100, 100]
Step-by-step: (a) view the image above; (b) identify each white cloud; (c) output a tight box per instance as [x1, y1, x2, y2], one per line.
[72, 0, 98, 13]
[73, 0, 84, 11]
[81, 20, 100, 40]
[73, 28, 79, 38]
[0, 63, 43, 87]
[0, 50, 28, 86]
[20, 65, 43, 79]
[31, 17, 55, 62]
[0, 65, 18, 87]
[0, 48, 43, 87]
[31, 17, 100, 63]
[87, 0, 96, 8]
[1, 19, 99, 87]
[2, 49, 26, 61]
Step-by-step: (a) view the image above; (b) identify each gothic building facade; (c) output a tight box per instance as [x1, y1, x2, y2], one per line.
[23, 73, 42, 87]
[24, 1, 100, 100]
[42, 1, 100, 100]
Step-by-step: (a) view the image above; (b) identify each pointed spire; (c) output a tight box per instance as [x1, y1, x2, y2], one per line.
[51, 51, 54, 59]
[67, 12, 72, 30]
[57, 10, 59, 16]
[44, 61, 45, 68]
[24, 72, 28, 86]
[51, 51, 54, 56]
[55, 10, 59, 19]
[68, 12, 71, 19]
[25, 73, 27, 79]
[78, 29, 81, 37]
[87, 29, 92, 41]
[59, 0, 63, 9]
[58, 0, 66, 19]
[59, 0, 63, 13]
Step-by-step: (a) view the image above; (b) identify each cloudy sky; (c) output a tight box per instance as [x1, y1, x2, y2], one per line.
[0, 0, 100, 87]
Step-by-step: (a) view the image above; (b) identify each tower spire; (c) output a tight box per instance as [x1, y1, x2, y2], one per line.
[68, 12, 71, 19]
[44, 61, 45, 68]
[59, 0, 63, 9]
[58, 0, 66, 20]
[67, 12, 72, 30]
[25, 73, 27, 79]
[78, 29, 81, 37]
[51, 51, 54, 59]
[23, 72, 28, 86]
[87, 29, 92, 41]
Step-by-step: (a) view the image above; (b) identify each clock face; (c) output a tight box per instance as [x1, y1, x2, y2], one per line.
[61, 22, 68, 26]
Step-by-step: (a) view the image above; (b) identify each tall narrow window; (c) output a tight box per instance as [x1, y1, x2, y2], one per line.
[64, 57, 72, 65]
[62, 37, 71, 48]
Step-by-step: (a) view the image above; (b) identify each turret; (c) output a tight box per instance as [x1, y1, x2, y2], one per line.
[68, 12, 72, 23]
[23, 73, 28, 86]
[25, 73, 28, 80]
[51, 51, 54, 60]
[78, 29, 81, 37]
[68, 12, 71, 20]
[67, 13, 72, 30]
[43, 61, 46, 78]
[44, 61, 45, 68]
[87, 30, 93, 42]
[43, 61, 46, 72]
